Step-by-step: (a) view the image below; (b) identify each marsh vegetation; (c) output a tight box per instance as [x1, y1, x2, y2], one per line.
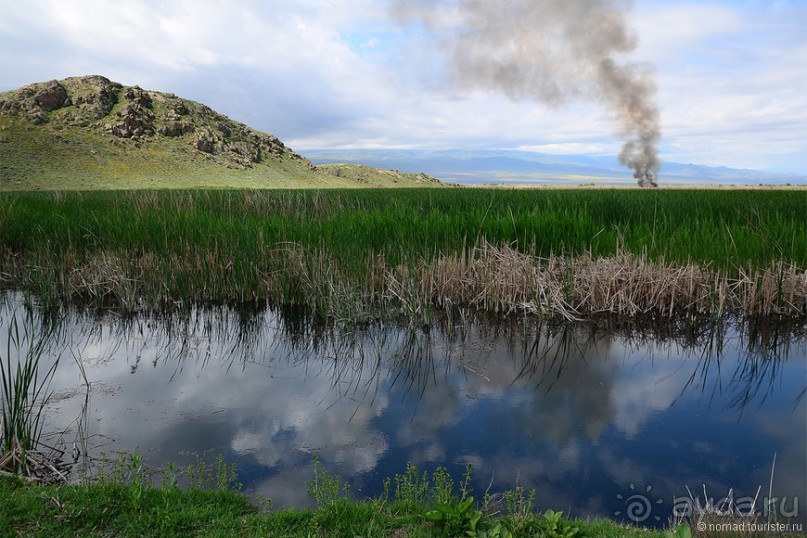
[0, 187, 804, 535]
[1, 189, 804, 321]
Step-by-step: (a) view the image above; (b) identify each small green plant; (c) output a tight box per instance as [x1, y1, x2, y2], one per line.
[306, 454, 350, 506]
[96, 451, 240, 495]
[103, 452, 147, 487]
[503, 484, 537, 524]
[419, 463, 487, 537]
[393, 462, 431, 508]
[540, 509, 581, 538]
[128, 454, 145, 507]
[424, 495, 484, 537]
[187, 453, 241, 491]
[213, 454, 241, 491]
[160, 461, 178, 489]
[186, 458, 206, 489]
[475, 482, 540, 536]
[431, 465, 456, 505]
[128, 453, 144, 486]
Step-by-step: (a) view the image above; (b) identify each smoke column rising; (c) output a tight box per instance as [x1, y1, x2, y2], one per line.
[394, 0, 661, 186]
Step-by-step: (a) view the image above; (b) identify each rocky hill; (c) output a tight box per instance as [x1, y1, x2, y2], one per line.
[0, 76, 440, 189]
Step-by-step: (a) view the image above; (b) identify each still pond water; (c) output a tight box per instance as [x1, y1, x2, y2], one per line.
[3, 295, 805, 526]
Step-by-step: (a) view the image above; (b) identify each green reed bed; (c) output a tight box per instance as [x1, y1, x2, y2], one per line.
[0, 188, 805, 318]
[0, 314, 62, 482]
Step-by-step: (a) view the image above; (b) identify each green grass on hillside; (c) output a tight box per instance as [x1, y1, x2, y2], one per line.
[0, 77, 442, 190]
[0, 116, 439, 189]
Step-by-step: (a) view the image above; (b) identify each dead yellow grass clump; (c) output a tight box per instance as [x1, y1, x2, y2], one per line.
[384, 242, 806, 321]
[6, 240, 802, 323]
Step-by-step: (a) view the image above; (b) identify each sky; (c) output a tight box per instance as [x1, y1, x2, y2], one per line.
[1, 0, 806, 174]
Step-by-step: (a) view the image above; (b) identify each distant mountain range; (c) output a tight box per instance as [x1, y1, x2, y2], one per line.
[303, 149, 807, 186]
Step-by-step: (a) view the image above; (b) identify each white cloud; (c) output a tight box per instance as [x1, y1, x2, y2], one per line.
[1, 0, 805, 172]
[517, 142, 613, 155]
[631, 1, 807, 171]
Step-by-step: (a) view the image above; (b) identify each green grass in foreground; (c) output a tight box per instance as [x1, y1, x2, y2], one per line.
[4, 456, 798, 538]
[0, 460, 671, 538]
[0, 188, 804, 316]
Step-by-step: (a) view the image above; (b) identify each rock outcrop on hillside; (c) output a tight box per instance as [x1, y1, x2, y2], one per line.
[0, 75, 302, 169]
[0, 75, 442, 189]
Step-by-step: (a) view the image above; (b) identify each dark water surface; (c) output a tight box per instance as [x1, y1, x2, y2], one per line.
[2, 296, 805, 526]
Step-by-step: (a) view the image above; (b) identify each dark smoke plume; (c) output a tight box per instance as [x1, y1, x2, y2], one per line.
[394, 0, 661, 186]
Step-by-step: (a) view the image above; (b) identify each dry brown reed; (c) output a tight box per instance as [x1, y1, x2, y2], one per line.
[0, 438, 71, 485]
[383, 241, 806, 322]
[387, 242, 574, 320]
[2, 241, 804, 321]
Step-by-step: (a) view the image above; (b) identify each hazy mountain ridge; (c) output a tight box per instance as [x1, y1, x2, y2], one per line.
[2, 76, 800, 189]
[0, 76, 440, 189]
[304, 149, 807, 186]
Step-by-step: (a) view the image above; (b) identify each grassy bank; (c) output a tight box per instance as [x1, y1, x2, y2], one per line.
[4, 458, 800, 537]
[1, 188, 805, 319]
[1, 460, 672, 538]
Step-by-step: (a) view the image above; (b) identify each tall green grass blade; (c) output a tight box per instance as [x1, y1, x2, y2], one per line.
[0, 312, 59, 466]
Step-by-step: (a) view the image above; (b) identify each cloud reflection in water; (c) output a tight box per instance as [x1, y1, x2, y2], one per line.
[1, 297, 803, 523]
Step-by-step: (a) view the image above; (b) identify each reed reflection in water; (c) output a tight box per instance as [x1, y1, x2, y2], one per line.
[0, 295, 804, 524]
